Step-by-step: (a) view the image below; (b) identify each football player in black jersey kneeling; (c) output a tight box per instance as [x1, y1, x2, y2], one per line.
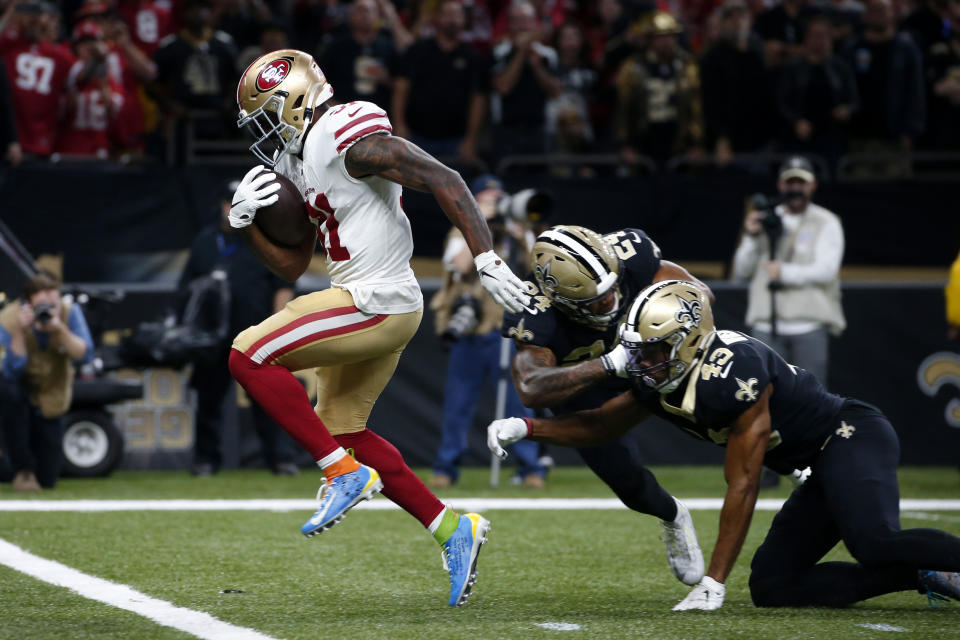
[490, 280, 960, 611]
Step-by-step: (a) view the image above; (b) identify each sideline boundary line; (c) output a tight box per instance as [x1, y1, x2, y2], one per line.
[0, 538, 282, 640]
[1, 498, 959, 512]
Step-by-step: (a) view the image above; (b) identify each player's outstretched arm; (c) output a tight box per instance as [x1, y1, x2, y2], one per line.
[344, 134, 531, 313]
[344, 133, 493, 255]
[674, 384, 772, 612]
[512, 343, 609, 409]
[488, 390, 647, 459]
[708, 384, 772, 581]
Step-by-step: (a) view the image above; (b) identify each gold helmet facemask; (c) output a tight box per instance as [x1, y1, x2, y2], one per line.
[532, 226, 622, 328]
[620, 280, 715, 393]
[236, 49, 334, 167]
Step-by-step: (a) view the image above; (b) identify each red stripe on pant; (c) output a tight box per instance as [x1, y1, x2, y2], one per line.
[243, 304, 359, 359]
[335, 429, 445, 528]
[228, 349, 340, 461]
[261, 314, 386, 365]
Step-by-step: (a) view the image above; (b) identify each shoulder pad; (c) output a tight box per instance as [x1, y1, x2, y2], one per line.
[324, 101, 392, 156]
[696, 337, 770, 415]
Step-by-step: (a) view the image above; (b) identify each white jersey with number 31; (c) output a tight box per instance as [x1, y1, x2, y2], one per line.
[275, 100, 422, 315]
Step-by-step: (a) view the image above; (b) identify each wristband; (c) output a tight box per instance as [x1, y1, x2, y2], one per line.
[600, 353, 617, 377]
[522, 417, 533, 438]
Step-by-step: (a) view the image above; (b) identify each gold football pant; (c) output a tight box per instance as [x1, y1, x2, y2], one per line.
[232, 287, 422, 434]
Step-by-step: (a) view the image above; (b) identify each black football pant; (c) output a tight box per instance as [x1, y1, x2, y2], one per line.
[750, 400, 960, 607]
[0, 379, 64, 488]
[577, 435, 678, 522]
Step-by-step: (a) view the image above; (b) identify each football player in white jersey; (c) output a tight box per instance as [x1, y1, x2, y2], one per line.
[226, 50, 528, 607]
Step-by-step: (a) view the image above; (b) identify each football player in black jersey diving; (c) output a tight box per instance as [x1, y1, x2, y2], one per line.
[491, 280, 960, 611]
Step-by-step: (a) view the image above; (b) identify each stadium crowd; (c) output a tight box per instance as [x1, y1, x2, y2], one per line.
[0, 0, 957, 167]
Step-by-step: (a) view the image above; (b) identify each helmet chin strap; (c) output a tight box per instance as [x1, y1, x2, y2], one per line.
[656, 329, 717, 395]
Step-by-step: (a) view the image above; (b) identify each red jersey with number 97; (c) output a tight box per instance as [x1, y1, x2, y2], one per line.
[0, 36, 75, 155]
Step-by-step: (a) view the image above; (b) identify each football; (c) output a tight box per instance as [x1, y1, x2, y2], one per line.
[254, 173, 312, 247]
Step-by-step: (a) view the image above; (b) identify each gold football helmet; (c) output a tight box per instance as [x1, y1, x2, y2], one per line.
[621, 280, 715, 393]
[236, 49, 334, 166]
[532, 225, 621, 328]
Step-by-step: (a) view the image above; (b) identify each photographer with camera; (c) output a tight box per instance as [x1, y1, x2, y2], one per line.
[0, 273, 94, 491]
[178, 180, 298, 477]
[731, 156, 845, 384]
[429, 175, 547, 489]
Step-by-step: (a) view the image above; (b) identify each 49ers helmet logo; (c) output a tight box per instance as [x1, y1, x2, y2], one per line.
[256, 58, 292, 92]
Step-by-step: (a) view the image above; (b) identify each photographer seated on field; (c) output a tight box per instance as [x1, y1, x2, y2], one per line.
[0, 273, 93, 491]
[428, 175, 546, 489]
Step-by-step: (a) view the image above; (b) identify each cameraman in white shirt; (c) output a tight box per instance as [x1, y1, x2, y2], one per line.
[731, 156, 845, 383]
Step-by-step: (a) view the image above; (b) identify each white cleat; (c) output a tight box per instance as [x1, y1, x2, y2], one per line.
[661, 498, 704, 586]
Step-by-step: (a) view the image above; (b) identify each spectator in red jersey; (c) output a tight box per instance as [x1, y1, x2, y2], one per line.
[117, 0, 177, 59]
[69, 2, 159, 153]
[101, 14, 157, 152]
[57, 20, 124, 157]
[0, 0, 75, 158]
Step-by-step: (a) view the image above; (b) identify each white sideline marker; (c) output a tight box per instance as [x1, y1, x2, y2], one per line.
[1, 498, 960, 512]
[0, 538, 282, 640]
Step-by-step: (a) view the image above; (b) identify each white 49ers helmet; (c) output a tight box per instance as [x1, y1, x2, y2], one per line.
[236, 49, 334, 166]
[621, 280, 715, 393]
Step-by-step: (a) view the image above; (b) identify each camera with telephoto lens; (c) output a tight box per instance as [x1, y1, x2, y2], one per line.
[749, 193, 784, 239]
[495, 189, 555, 226]
[33, 302, 55, 324]
[442, 294, 483, 345]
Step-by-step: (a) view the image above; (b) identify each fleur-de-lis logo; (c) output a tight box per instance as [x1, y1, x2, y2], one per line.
[734, 377, 758, 402]
[675, 295, 702, 327]
[535, 260, 560, 295]
[836, 421, 856, 439]
[508, 319, 533, 342]
[917, 352, 960, 427]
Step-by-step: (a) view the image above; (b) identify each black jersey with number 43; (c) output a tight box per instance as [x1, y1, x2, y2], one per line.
[501, 228, 663, 414]
[632, 330, 846, 473]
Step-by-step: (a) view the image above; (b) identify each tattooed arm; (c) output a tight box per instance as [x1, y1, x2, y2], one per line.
[344, 133, 493, 257]
[512, 342, 611, 409]
[528, 390, 647, 447]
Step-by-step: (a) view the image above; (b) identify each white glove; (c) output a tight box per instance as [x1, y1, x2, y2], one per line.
[229, 164, 282, 230]
[486, 417, 530, 460]
[791, 466, 812, 485]
[475, 250, 532, 314]
[600, 343, 630, 378]
[673, 576, 725, 611]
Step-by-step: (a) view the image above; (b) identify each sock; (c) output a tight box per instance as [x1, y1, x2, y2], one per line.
[316, 447, 361, 481]
[334, 429, 445, 529]
[228, 349, 340, 461]
[428, 507, 460, 545]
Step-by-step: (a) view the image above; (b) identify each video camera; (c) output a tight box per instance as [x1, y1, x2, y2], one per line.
[749, 193, 784, 240]
[490, 189, 555, 228]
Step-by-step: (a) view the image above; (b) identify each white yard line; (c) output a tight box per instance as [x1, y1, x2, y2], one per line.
[0, 498, 959, 512]
[0, 538, 282, 640]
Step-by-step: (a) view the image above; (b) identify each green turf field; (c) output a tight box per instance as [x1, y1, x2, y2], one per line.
[1, 466, 959, 639]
